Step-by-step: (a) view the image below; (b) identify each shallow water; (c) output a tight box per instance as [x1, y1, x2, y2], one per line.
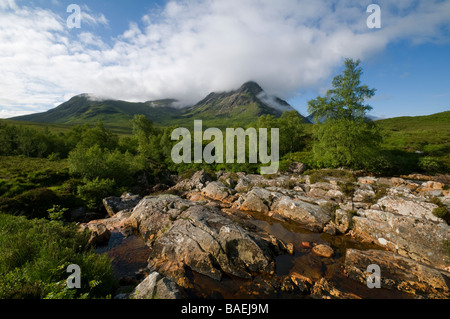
[97, 211, 413, 299]
[96, 230, 151, 280]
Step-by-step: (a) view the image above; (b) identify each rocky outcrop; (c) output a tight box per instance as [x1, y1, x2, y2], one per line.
[169, 170, 212, 192]
[128, 194, 286, 284]
[92, 169, 450, 299]
[345, 249, 450, 298]
[352, 209, 450, 270]
[103, 193, 142, 217]
[201, 181, 236, 201]
[81, 222, 111, 247]
[130, 271, 182, 299]
[271, 196, 331, 231]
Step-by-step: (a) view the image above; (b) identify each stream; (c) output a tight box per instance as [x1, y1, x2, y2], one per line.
[97, 209, 413, 299]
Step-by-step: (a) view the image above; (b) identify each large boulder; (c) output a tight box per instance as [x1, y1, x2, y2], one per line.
[345, 249, 450, 298]
[129, 195, 283, 283]
[377, 195, 440, 223]
[239, 187, 274, 213]
[130, 271, 182, 299]
[201, 181, 235, 201]
[271, 196, 331, 232]
[352, 209, 450, 270]
[81, 222, 111, 247]
[103, 193, 142, 217]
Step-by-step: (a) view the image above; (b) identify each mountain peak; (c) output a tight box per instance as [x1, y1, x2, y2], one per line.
[238, 81, 264, 95]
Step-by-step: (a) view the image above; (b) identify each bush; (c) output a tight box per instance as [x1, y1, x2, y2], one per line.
[0, 214, 117, 298]
[0, 188, 59, 219]
[419, 156, 442, 174]
[77, 178, 116, 209]
[432, 205, 450, 224]
[68, 145, 144, 186]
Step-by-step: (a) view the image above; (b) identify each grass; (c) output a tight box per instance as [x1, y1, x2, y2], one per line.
[0, 213, 117, 299]
[377, 111, 450, 172]
[304, 168, 356, 184]
[0, 156, 84, 218]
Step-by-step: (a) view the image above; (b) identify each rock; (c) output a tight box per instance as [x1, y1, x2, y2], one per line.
[334, 209, 353, 234]
[287, 161, 305, 174]
[271, 196, 331, 232]
[150, 184, 170, 193]
[358, 176, 377, 184]
[345, 249, 450, 298]
[240, 192, 269, 213]
[312, 244, 334, 258]
[301, 241, 312, 249]
[170, 170, 212, 192]
[290, 272, 313, 293]
[103, 193, 142, 217]
[310, 278, 359, 299]
[129, 195, 281, 282]
[239, 187, 273, 213]
[353, 185, 376, 202]
[131, 272, 181, 299]
[352, 209, 450, 269]
[323, 223, 337, 235]
[235, 175, 252, 193]
[155, 277, 183, 299]
[377, 195, 440, 223]
[201, 181, 235, 201]
[82, 222, 111, 247]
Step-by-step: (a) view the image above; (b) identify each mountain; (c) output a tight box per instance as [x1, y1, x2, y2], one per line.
[12, 94, 181, 129]
[11, 82, 309, 130]
[179, 81, 308, 128]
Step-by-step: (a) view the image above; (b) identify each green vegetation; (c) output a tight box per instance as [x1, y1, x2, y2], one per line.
[377, 111, 450, 174]
[430, 197, 450, 223]
[307, 59, 383, 171]
[1, 60, 449, 299]
[0, 214, 117, 299]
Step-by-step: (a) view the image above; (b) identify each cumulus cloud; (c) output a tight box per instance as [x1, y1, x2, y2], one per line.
[1, 0, 450, 117]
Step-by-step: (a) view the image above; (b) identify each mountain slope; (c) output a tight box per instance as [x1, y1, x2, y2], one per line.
[12, 82, 309, 129]
[12, 94, 180, 129]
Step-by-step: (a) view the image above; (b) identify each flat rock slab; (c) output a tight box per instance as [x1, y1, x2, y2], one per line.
[345, 249, 450, 298]
[353, 209, 450, 269]
[129, 195, 283, 283]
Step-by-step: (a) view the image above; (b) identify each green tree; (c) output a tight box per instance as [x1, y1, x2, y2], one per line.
[278, 111, 306, 154]
[132, 114, 159, 160]
[307, 58, 383, 169]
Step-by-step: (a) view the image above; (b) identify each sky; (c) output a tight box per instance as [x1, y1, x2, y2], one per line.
[0, 0, 449, 120]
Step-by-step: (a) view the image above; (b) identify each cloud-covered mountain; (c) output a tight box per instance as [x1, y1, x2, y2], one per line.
[11, 81, 310, 129]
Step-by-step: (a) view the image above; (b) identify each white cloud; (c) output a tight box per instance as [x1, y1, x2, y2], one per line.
[0, 0, 449, 118]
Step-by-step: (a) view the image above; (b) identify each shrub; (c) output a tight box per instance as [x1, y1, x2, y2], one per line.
[68, 145, 144, 187]
[432, 206, 449, 223]
[0, 214, 117, 299]
[419, 156, 441, 174]
[77, 178, 116, 209]
[0, 188, 59, 219]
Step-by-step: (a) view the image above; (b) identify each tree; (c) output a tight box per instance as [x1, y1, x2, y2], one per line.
[307, 58, 383, 169]
[131, 114, 159, 160]
[278, 111, 306, 154]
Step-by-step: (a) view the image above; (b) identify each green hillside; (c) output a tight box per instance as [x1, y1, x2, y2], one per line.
[377, 111, 450, 171]
[11, 82, 308, 131]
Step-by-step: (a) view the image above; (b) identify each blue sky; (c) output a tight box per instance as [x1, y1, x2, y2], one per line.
[1, 0, 449, 119]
